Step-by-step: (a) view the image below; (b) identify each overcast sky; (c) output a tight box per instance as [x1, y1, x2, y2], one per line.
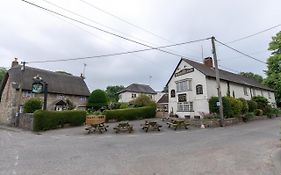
[0, 0, 281, 92]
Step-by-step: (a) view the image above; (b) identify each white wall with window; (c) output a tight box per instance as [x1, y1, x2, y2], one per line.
[118, 92, 157, 103]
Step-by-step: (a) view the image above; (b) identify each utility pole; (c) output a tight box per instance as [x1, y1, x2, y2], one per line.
[211, 36, 224, 127]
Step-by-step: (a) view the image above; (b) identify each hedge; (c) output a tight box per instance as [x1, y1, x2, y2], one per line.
[209, 96, 232, 118]
[24, 98, 42, 113]
[33, 110, 86, 131]
[247, 100, 257, 112]
[104, 106, 156, 121]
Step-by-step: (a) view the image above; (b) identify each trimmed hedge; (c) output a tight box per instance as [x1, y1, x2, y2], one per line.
[104, 106, 156, 121]
[209, 96, 232, 118]
[33, 110, 86, 131]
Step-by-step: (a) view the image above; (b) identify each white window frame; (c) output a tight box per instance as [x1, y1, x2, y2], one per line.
[177, 102, 193, 112]
[131, 93, 137, 98]
[176, 79, 191, 92]
[243, 87, 248, 96]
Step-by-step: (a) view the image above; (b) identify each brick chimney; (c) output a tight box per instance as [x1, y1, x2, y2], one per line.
[11, 58, 19, 68]
[203, 57, 213, 68]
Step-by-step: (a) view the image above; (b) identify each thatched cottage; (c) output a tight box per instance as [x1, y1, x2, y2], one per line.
[0, 59, 90, 125]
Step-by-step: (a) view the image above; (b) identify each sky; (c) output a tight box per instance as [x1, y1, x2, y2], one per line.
[0, 0, 281, 92]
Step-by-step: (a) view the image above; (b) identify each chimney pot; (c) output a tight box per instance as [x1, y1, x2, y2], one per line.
[11, 58, 19, 68]
[203, 57, 213, 68]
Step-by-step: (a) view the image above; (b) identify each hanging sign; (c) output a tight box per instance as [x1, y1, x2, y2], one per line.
[32, 82, 43, 93]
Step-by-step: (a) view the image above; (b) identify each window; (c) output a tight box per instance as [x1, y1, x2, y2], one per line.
[178, 94, 187, 102]
[196, 84, 203, 95]
[177, 102, 193, 112]
[22, 91, 34, 98]
[252, 89, 256, 96]
[80, 96, 87, 101]
[170, 89, 175, 98]
[131, 93, 136, 98]
[261, 90, 264, 97]
[268, 92, 271, 99]
[243, 87, 248, 96]
[176, 79, 191, 92]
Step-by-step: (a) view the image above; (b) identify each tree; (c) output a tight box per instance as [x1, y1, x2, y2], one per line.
[239, 72, 263, 83]
[130, 94, 156, 108]
[105, 85, 124, 102]
[88, 89, 109, 110]
[23, 98, 42, 113]
[0, 67, 7, 84]
[264, 31, 281, 107]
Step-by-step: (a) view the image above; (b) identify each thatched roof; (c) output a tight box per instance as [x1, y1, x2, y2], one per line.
[1, 65, 90, 97]
[118, 83, 157, 94]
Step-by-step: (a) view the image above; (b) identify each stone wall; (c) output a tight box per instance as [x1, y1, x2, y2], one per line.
[18, 113, 33, 130]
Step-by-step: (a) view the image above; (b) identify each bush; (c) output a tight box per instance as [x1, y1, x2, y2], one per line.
[108, 102, 121, 110]
[225, 97, 243, 117]
[247, 100, 257, 112]
[88, 89, 109, 110]
[33, 110, 86, 131]
[255, 109, 263, 116]
[239, 98, 249, 114]
[209, 96, 232, 118]
[104, 106, 156, 121]
[130, 94, 156, 108]
[242, 112, 255, 122]
[23, 98, 42, 113]
[119, 103, 129, 109]
[252, 96, 269, 112]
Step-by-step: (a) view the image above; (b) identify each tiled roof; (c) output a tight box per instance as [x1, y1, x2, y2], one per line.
[119, 83, 157, 94]
[157, 94, 168, 104]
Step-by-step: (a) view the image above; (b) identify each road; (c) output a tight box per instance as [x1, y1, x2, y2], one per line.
[0, 118, 281, 175]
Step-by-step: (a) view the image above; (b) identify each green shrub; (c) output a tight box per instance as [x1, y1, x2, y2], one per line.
[109, 102, 121, 109]
[252, 96, 269, 112]
[239, 98, 249, 114]
[104, 106, 156, 121]
[247, 100, 257, 112]
[225, 97, 243, 117]
[119, 103, 129, 109]
[23, 98, 42, 113]
[242, 112, 255, 122]
[130, 94, 156, 107]
[209, 96, 232, 118]
[33, 110, 86, 131]
[88, 89, 109, 110]
[255, 109, 263, 116]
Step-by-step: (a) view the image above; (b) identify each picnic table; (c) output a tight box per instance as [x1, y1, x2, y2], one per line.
[85, 115, 109, 134]
[113, 121, 133, 133]
[141, 120, 162, 132]
[166, 118, 190, 130]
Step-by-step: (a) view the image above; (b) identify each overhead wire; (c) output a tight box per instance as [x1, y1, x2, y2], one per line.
[27, 38, 210, 63]
[21, 0, 209, 61]
[215, 39, 267, 64]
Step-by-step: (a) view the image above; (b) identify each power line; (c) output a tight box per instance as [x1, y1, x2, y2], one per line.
[215, 39, 267, 64]
[27, 38, 210, 63]
[21, 0, 209, 60]
[227, 23, 281, 44]
[78, 0, 175, 44]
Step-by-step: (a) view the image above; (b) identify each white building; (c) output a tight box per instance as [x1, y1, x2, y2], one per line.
[167, 57, 276, 119]
[118, 83, 157, 103]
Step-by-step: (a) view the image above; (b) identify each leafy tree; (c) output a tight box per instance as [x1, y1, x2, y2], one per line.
[130, 94, 156, 108]
[88, 89, 109, 110]
[264, 31, 281, 107]
[252, 96, 269, 112]
[0, 67, 7, 84]
[105, 85, 124, 102]
[239, 72, 263, 83]
[23, 98, 42, 113]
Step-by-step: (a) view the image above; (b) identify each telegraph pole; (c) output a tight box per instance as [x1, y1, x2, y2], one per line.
[211, 36, 224, 127]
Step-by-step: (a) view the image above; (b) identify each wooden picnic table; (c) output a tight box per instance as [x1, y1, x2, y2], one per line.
[166, 118, 190, 130]
[141, 120, 162, 132]
[113, 121, 133, 133]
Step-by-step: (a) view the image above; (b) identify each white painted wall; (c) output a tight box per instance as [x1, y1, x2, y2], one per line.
[118, 92, 156, 103]
[168, 60, 209, 119]
[168, 60, 277, 119]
